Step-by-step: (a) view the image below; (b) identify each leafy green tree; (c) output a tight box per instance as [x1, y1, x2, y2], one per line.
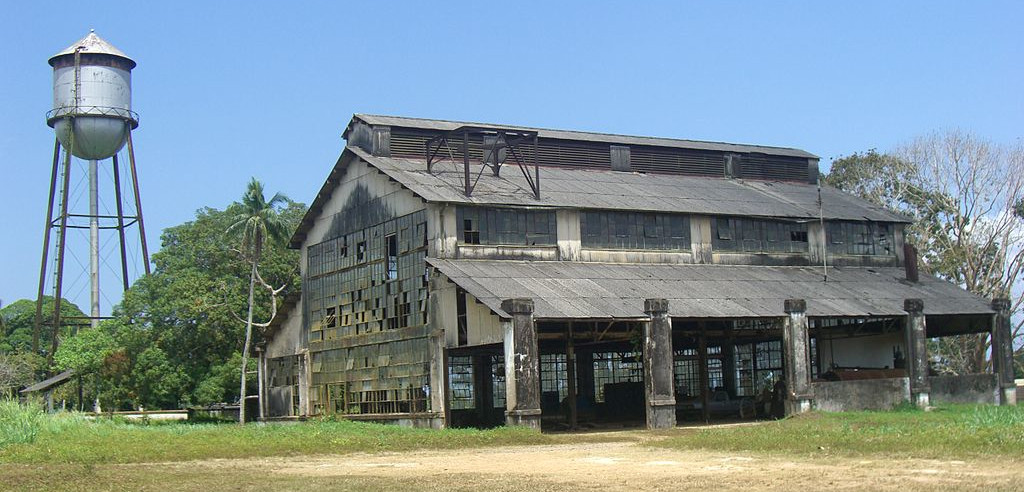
[59, 192, 304, 410]
[825, 131, 1024, 373]
[226, 178, 290, 424]
[0, 351, 42, 398]
[1, 298, 87, 358]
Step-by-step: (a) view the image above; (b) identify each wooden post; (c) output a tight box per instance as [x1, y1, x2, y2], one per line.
[566, 321, 578, 429]
[698, 322, 710, 423]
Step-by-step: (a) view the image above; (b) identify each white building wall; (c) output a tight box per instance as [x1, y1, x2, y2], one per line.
[818, 331, 905, 370]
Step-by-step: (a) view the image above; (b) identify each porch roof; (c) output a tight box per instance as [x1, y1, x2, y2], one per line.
[427, 259, 992, 321]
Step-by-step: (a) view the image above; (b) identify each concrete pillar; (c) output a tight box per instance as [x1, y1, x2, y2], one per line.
[428, 329, 448, 427]
[502, 298, 541, 429]
[904, 299, 930, 408]
[643, 299, 676, 429]
[991, 298, 1017, 406]
[783, 299, 813, 415]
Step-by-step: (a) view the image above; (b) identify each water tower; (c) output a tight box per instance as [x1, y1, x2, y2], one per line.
[33, 31, 151, 357]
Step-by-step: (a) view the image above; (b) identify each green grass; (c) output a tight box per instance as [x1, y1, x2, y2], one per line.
[652, 403, 1024, 459]
[5, 400, 1024, 465]
[0, 403, 554, 464]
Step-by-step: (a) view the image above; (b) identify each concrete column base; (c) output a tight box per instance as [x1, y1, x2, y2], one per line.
[912, 392, 930, 408]
[786, 398, 812, 416]
[646, 399, 676, 429]
[506, 409, 542, 430]
[1000, 387, 1018, 406]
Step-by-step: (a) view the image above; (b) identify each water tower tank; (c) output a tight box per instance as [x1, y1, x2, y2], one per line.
[47, 30, 138, 160]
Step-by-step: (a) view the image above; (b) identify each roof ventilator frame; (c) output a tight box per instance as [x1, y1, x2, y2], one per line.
[425, 126, 541, 199]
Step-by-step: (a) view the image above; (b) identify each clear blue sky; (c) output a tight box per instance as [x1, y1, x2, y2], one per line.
[2, 1, 1022, 315]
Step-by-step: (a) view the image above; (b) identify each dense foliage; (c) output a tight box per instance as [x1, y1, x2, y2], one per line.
[824, 131, 1024, 374]
[4, 193, 306, 410]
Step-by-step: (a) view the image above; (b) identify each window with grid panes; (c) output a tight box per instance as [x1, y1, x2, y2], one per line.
[456, 206, 556, 246]
[592, 351, 643, 402]
[540, 354, 568, 401]
[826, 221, 894, 256]
[491, 355, 506, 409]
[734, 341, 783, 397]
[448, 356, 475, 410]
[581, 211, 690, 250]
[712, 217, 808, 253]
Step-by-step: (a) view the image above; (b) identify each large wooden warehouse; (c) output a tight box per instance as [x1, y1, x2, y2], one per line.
[258, 114, 1016, 429]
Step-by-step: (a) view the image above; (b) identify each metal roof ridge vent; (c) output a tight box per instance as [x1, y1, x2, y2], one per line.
[425, 125, 541, 200]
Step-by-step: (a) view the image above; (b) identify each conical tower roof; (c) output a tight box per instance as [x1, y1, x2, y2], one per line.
[48, 30, 135, 68]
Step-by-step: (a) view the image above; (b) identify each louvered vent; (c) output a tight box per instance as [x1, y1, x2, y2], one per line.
[630, 146, 725, 177]
[386, 129, 808, 182]
[738, 155, 809, 182]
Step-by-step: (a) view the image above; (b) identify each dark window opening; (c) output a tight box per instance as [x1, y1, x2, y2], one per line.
[449, 356, 474, 409]
[356, 241, 366, 262]
[325, 306, 337, 328]
[456, 287, 468, 346]
[716, 218, 733, 240]
[463, 218, 480, 244]
[385, 234, 398, 280]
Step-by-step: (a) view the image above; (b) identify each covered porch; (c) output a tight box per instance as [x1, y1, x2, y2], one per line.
[429, 259, 1013, 430]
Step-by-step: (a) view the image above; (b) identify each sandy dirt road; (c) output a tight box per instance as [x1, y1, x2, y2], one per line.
[183, 439, 1023, 491]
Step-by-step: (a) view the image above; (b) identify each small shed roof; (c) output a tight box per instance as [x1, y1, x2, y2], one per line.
[427, 259, 991, 320]
[20, 369, 75, 394]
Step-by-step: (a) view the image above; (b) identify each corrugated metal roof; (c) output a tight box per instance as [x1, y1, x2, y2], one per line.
[49, 30, 135, 67]
[353, 146, 908, 222]
[427, 258, 991, 320]
[351, 114, 819, 159]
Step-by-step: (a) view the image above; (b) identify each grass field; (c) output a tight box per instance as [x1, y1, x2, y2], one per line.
[4, 400, 1024, 464]
[0, 400, 556, 464]
[652, 403, 1024, 460]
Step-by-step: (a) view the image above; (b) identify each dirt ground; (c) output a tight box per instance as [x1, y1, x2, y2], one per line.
[177, 438, 1023, 491]
[4, 432, 1023, 491]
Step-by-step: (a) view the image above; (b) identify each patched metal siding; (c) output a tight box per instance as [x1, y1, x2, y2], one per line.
[305, 209, 432, 416]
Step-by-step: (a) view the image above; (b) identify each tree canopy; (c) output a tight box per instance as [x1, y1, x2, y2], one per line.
[46, 194, 305, 410]
[825, 130, 1024, 374]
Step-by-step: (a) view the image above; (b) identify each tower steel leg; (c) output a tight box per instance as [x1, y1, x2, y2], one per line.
[89, 159, 100, 328]
[126, 131, 151, 274]
[33, 139, 61, 356]
[112, 155, 131, 290]
[48, 143, 74, 368]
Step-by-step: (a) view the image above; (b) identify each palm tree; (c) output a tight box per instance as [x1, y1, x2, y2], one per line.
[226, 178, 289, 424]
